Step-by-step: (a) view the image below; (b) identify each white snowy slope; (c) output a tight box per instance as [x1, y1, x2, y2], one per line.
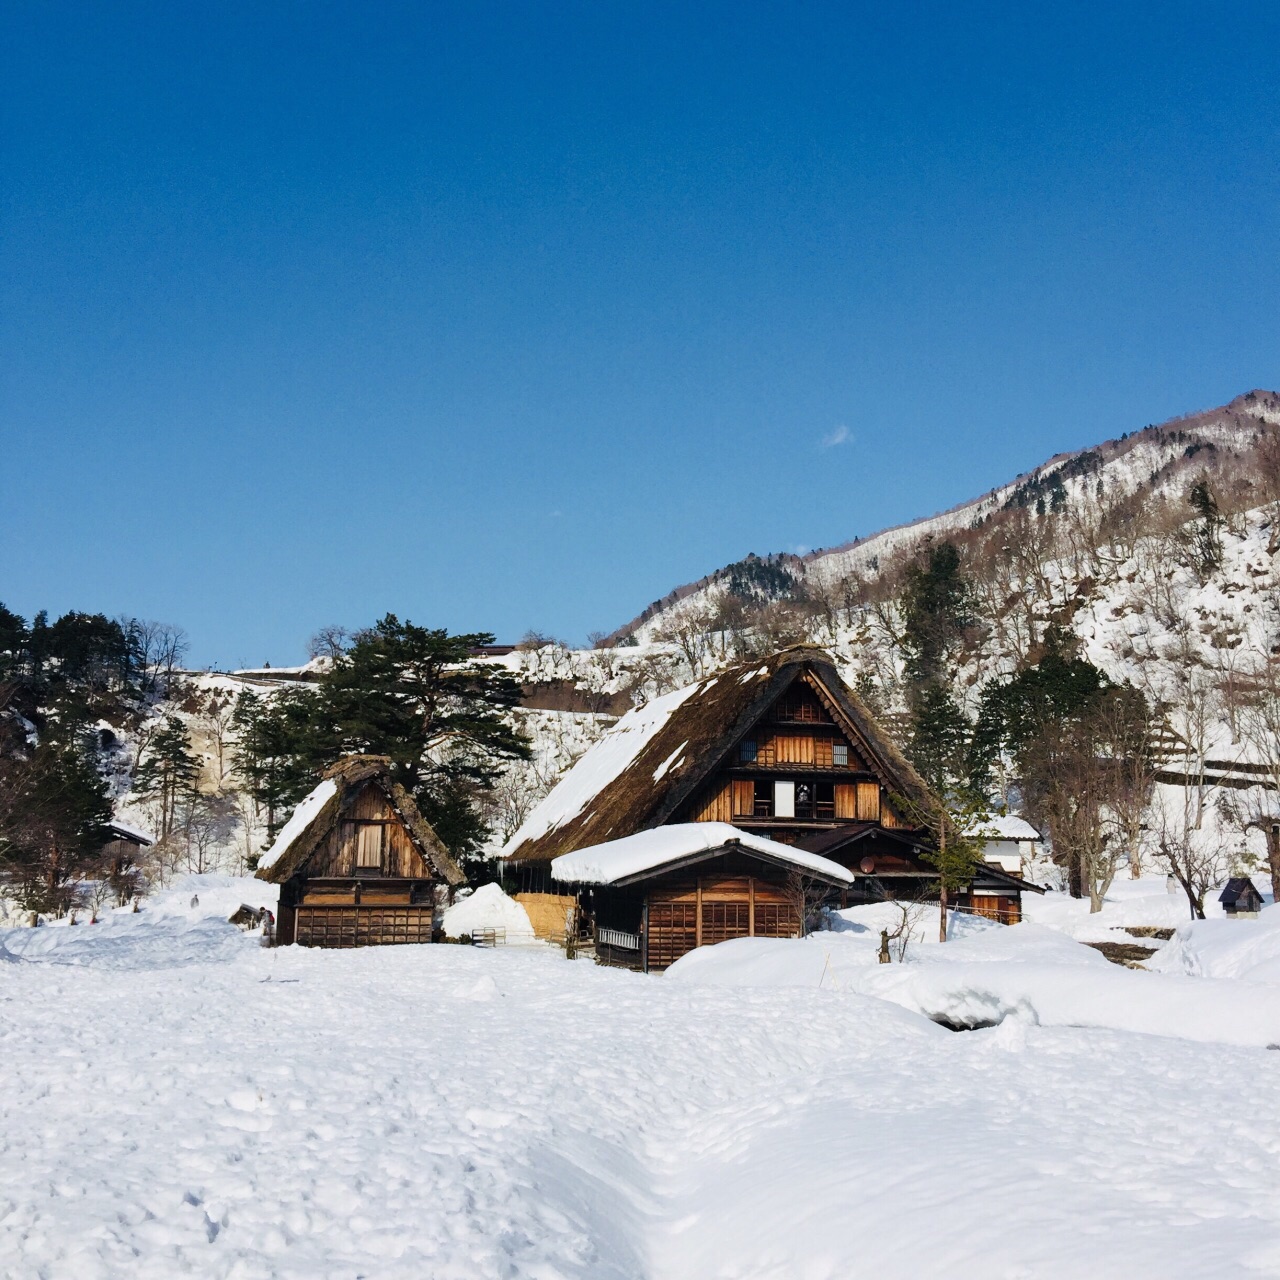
[3, 877, 1280, 1278]
[551, 822, 854, 884]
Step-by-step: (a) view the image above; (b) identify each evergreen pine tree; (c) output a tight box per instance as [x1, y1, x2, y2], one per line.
[134, 716, 201, 840]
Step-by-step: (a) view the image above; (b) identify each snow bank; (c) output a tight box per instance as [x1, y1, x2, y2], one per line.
[440, 883, 534, 940]
[851, 959, 1280, 1047]
[4, 901, 1280, 1276]
[670, 919, 1280, 1048]
[1149, 904, 1280, 985]
[551, 821, 854, 885]
[1024, 874, 1202, 940]
[0, 875, 279, 970]
[256, 777, 337, 871]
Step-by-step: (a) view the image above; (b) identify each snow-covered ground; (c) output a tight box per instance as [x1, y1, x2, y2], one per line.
[3, 877, 1280, 1278]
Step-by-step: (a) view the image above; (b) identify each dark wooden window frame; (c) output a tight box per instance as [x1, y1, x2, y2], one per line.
[341, 819, 392, 875]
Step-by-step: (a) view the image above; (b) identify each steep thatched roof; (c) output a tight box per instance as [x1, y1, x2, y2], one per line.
[255, 754, 465, 886]
[502, 645, 938, 865]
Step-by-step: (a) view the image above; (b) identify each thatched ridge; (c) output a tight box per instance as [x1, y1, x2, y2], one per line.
[502, 645, 939, 865]
[255, 754, 465, 886]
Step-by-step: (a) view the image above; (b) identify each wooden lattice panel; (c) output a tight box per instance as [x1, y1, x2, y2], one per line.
[752, 904, 799, 938]
[646, 902, 698, 970]
[294, 905, 435, 948]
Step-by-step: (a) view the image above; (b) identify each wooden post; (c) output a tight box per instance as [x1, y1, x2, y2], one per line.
[748, 876, 756, 937]
[938, 821, 948, 943]
[695, 879, 703, 947]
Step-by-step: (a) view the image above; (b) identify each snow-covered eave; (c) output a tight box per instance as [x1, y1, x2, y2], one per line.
[106, 818, 155, 846]
[256, 778, 339, 875]
[550, 823, 855, 888]
[978, 816, 1042, 842]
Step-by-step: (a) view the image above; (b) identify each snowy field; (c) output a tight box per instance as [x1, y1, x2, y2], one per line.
[3, 878, 1280, 1279]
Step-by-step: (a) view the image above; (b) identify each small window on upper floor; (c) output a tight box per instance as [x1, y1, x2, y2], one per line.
[832, 743, 849, 767]
[342, 820, 385, 873]
[739, 740, 758, 763]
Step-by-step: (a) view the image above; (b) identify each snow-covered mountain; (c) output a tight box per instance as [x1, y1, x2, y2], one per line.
[612, 389, 1280, 646]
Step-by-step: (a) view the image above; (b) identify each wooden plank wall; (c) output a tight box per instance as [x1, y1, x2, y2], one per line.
[646, 875, 800, 969]
[295, 905, 435, 947]
[749, 733, 867, 769]
[691, 782, 734, 823]
[305, 782, 431, 879]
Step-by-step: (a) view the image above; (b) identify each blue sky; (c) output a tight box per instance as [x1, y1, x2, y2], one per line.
[3, 2, 1278, 667]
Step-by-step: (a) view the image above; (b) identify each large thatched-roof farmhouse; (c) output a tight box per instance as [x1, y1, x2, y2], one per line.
[502, 646, 1039, 967]
[256, 755, 465, 947]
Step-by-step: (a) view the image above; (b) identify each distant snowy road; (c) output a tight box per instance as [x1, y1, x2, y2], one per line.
[2, 890, 1279, 1278]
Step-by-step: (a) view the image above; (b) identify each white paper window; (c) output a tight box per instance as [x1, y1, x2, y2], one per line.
[355, 823, 383, 869]
[774, 781, 795, 819]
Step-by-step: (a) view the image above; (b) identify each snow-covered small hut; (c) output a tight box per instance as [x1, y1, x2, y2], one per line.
[255, 755, 465, 947]
[552, 822, 854, 970]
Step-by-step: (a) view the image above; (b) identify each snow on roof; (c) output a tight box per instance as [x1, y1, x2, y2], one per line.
[500, 681, 703, 856]
[980, 815, 1042, 841]
[652, 742, 687, 782]
[256, 778, 338, 872]
[550, 822, 855, 886]
[107, 818, 155, 845]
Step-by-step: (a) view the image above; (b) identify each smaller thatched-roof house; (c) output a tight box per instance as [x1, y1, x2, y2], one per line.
[256, 755, 464, 948]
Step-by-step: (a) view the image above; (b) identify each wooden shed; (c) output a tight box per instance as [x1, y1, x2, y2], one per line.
[551, 823, 854, 971]
[1219, 877, 1265, 918]
[255, 755, 465, 947]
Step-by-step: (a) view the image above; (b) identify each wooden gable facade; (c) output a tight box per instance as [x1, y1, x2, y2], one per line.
[680, 671, 915, 840]
[256, 755, 465, 948]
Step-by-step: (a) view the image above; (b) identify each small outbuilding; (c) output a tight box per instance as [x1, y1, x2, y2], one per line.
[975, 814, 1042, 875]
[255, 755, 465, 947]
[1219, 877, 1265, 919]
[101, 818, 155, 903]
[551, 821, 854, 971]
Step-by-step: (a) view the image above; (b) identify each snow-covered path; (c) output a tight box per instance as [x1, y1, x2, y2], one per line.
[2, 896, 1280, 1278]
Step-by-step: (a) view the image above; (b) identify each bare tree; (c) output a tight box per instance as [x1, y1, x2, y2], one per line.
[882, 895, 930, 961]
[652, 604, 719, 680]
[1154, 795, 1229, 920]
[174, 791, 240, 874]
[307, 625, 353, 661]
[783, 870, 830, 937]
[128, 619, 189, 697]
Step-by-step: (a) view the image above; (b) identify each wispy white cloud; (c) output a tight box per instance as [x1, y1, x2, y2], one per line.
[821, 424, 851, 448]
